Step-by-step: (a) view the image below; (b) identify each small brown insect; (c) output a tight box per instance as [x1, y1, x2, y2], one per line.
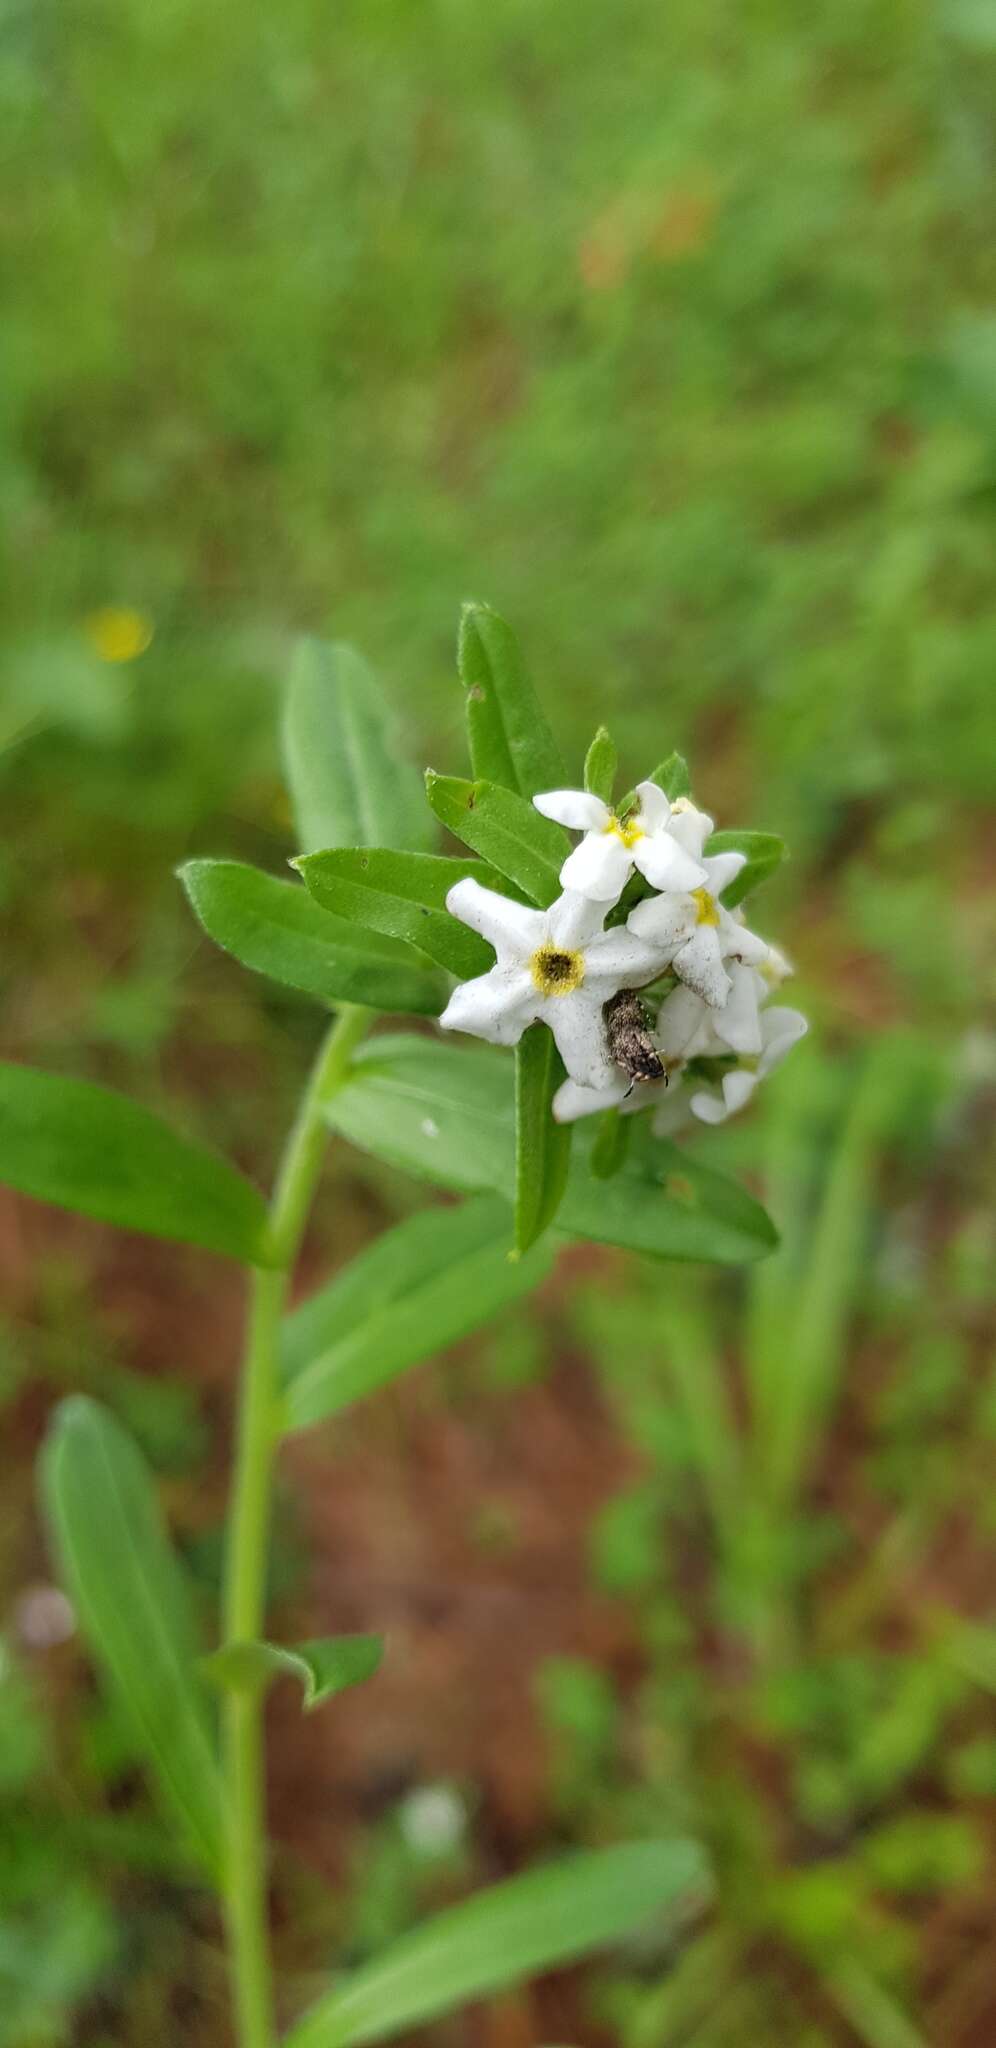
[603, 990, 666, 1089]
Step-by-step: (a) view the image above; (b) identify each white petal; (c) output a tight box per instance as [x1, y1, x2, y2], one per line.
[719, 910, 769, 967]
[633, 832, 706, 893]
[758, 1005, 808, 1075]
[438, 965, 536, 1046]
[627, 893, 695, 951]
[560, 830, 632, 901]
[547, 889, 610, 950]
[633, 779, 671, 830]
[712, 961, 763, 1056]
[583, 928, 670, 991]
[650, 1081, 695, 1137]
[541, 994, 616, 1091]
[655, 984, 719, 1059]
[721, 1070, 759, 1116]
[533, 788, 609, 832]
[673, 927, 731, 1007]
[445, 878, 540, 961]
[688, 1086, 729, 1125]
[667, 801, 714, 858]
[761, 942, 794, 987]
[553, 1073, 630, 1123]
[701, 850, 746, 898]
[690, 1070, 758, 1124]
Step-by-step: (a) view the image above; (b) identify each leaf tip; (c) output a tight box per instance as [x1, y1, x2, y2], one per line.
[47, 1392, 101, 1441]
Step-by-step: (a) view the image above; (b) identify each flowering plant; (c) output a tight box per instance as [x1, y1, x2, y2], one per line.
[0, 605, 803, 2047]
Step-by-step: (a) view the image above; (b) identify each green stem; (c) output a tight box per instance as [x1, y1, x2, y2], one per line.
[221, 1005, 370, 2048]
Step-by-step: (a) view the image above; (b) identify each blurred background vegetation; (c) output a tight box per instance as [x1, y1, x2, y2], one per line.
[2, 1, 995, 2042]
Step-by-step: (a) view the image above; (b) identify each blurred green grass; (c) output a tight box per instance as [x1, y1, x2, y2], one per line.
[2, 0, 995, 2043]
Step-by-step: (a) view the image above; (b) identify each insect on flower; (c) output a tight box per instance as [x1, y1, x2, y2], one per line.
[603, 989, 666, 1089]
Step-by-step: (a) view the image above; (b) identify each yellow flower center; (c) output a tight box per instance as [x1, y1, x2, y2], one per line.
[83, 607, 154, 663]
[530, 946, 585, 997]
[692, 887, 719, 927]
[605, 813, 644, 849]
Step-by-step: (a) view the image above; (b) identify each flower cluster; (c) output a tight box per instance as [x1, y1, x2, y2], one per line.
[438, 774, 806, 1130]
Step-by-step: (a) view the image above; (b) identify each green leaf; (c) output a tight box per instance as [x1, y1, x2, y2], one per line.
[323, 1037, 777, 1266]
[583, 726, 617, 805]
[706, 829, 785, 908]
[941, 1618, 996, 1693]
[283, 1836, 709, 2048]
[179, 860, 446, 1016]
[457, 601, 564, 798]
[0, 1062, 270, 1264]
[424, 773, 567, 907]
[828, 1963, 928, 2048]
[295, 847, 518, 981]
[40, 1399, 223, 1876]
[202, 1634, 383, 1708]
[514, 1025, 571, 1253]
[590, 1108, 632, 1180]
[282, 639, 433, 856]
[648, 752, 691, 801]
[280, 1195, 551, 1433]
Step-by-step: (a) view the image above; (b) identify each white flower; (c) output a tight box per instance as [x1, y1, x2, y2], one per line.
[553, 973, 805, 1128]
[439, 880, 667, 1090]
[687, 1006, 808, 1125]
[532, 781, 707, 902]
[552, 979, 712, 1124]
[627, 851, 768, 1007]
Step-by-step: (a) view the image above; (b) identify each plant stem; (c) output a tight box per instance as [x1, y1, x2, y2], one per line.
[221, 1004, 370, 2048]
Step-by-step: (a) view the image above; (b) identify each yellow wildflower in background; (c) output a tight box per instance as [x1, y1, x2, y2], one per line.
[82, 607, 154, 663]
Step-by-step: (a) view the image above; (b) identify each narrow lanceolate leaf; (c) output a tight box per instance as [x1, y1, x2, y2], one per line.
[280, 1196, 551, 1433]
[457, 601, 564, 798]
[648, 752, 691, 801]
[424, 773, 567, 908]
[282, 639, 433, 856]
[0, 1063, 270, 1264]
[179, 860, 446, 1016]
[514, 1025, 572, 1253]
[40, 1399, 223, 1876]
[590, 1108, 632, 1180]
[203, 1635, 383, 1709]
[284, 1837, 710, 2048]
[323, 1038, 777, 1266]
[706, 829, 785, 908]
[296, 847, 518, 981]
[583, 726, 617, 805]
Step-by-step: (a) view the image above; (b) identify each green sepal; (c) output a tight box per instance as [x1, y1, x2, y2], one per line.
[202, 1635, 383, 1709]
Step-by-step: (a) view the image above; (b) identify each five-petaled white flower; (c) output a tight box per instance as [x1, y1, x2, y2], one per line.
[533, 781, 707, 902]
[626, 850, 768, 1008]
[438, 880, 666, 1091]
[552, 974, 807, 1128]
